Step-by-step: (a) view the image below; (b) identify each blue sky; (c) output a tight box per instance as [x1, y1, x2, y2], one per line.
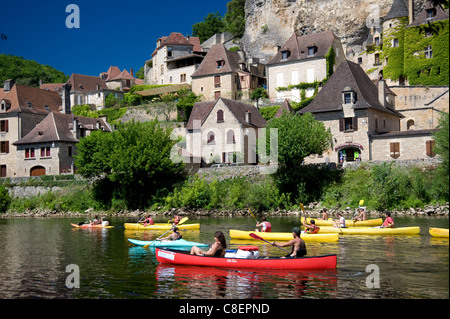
[0, 0, 230, 77]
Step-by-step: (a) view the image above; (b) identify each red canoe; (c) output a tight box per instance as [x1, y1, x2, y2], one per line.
[155, 248, 337, 270]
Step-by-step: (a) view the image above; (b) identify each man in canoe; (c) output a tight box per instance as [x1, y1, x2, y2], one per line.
[272, 227, 307, 258]
[301, 218, 320, 234]
[380, 212, 395, 228]
[139, 214, 154, 227]
[334, 213, 346, 228]
[317, 208, 328, 220]
[353, 207, 367, 222]
[159, 226, 182, 241]
[255, 216, 272, 232]
[190, 231, 227, 257]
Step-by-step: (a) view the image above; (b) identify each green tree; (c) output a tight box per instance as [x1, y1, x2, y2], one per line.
[0, 184, 11, 213]
[224, 0, 246, 38]
[192, 12, 226, 43]
[432, 112, 449, 200]
[74, 120, 185, 209]
[263, 112, 332, 202]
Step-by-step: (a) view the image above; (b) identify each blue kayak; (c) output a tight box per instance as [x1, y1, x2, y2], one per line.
[128, 238, 209, 250]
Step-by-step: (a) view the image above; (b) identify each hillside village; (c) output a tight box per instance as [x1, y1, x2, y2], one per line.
[0, 0, 449, 179]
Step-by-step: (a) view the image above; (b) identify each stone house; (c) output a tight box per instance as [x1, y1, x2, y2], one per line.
[265, 31, 346, 103]
[184, 98, 266, 165]
[145, 32, 205, 85]
[191, 44, 266, 101]
[41, 73, 123, 110]
[100, 66, 144, 92]
[1, 80, 63, 177]
[13, 112, 111, 177]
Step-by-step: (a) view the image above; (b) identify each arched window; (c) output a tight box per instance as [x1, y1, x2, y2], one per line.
[227, 130, 235, 144]
[207, 131, 215, 144]
[407, 120, 415, 130]
[217, 110, 224, 122]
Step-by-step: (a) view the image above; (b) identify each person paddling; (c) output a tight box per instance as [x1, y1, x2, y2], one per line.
[159, 226, 182, 241]
[255, 216, 272, 232]
[139, 214, 154, 227]
[334, 213, 346, 228]
[190, 231, 227, 257]
[302, 218, 320, 234]
[272, 227, 307, 258]
[353, 207, 367, 222]
[380, 212, 395, 228]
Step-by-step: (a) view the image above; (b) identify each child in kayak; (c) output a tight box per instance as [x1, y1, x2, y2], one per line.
[255, 216, 272, 232]
[190, 231, 227, 257]
[272, 227, 307, 258]
[302, 218, 320, 234]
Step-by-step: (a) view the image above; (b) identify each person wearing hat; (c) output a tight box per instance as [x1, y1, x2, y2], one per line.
[272, 227, 307, 258]
[159, 225, 182, 241]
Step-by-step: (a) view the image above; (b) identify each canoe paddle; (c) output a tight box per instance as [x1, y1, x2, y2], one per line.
[249, 233, 291, 254]
[143, 217, 189, 249]
[249, 208, 259, 224]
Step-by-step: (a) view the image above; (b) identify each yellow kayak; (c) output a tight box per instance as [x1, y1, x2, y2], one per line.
[315, 226, 420, 235]
[429, 227, 449, 238]
[229, 229, 339, 242]
[124, 223, 200, 230]
[301, 217, 382, 227]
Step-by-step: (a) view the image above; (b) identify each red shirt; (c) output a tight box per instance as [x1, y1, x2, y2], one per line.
[382, 216, 394, 227]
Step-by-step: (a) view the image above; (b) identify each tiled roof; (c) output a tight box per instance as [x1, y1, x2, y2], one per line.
[385, 0, 409, 20]
[151, 33, 202, 56]
[266, 31, 339, 66]
[68, 74, 109, 93]
[186, 98, 266, 130]
[299, 60, 400, 116]
[191, 44, 243, 77]
[108, 69, 135, 81]
[13, 112, 111, 145]
[102, 66, 122, 81]
[1, 83, 62, 114]
[273, 99, 294, 118]
[409, 1, 449, 26]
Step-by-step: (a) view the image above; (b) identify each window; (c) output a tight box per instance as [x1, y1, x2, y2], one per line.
[374, 53, 380, 64]
[217, 110, 224, 122]
[0, 141, 9, 154]
[214, 76, 221, 88]
[227, 130, 235, 144]
[281, 50, 290, 60]
[392, 38, 399, 48]
[214, 91, 221, 100]
[358, 57, 363, 64]
[390, 142, 400, 159]
[25, 147, 35, 158]
[427, 9, 436, 19]
[425, 46, 433, 59]
[344, 93, 352, 104]
[0, 165, 6, 178]
[169, 76, 173, 83]
[167, 46, 173, 58]
[161, 65, 164, 75]
[41, 147, 51, 158]
[0, 120, 8, 132]
[68, 146, 73, 157]
[307, 46, 317, 57]
[374, 37, 380, 46]
[180, 73, 187, 83]
[207, 132, 215, 144]
[217, 60, 225, 68]
[339, 117, 358, 132]
[426, 140, 436, 157]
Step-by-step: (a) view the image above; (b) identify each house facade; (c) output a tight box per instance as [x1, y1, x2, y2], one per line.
[191, 44, 265, 101]
[145, 33, 205, 85]
[184, 98, 266, 165]
[266, 31, 346, 103]
[101, 66, 144, 92]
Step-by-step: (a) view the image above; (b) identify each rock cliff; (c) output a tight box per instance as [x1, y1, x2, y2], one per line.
[241, 0, 427, 62]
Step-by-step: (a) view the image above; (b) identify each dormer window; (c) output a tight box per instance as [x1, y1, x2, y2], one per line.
[342, 87, 356, 104]
[307, 46, 318, 57]
[217, 60, 225, 69]
[27, 102, 33, 109]
[426, 9, 436, 19]
[281, 50, 290, 61]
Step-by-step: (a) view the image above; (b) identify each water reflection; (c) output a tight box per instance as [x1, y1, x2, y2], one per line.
[155, 264, 338, 299]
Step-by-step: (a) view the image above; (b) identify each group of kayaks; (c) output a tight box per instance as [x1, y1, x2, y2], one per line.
[71, 217, 448, 271]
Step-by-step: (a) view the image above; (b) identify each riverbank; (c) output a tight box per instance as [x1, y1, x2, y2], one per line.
[2, 202, 448, 218]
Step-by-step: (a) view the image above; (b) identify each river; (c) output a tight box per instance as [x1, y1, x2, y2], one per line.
[0, 215, 448, 302]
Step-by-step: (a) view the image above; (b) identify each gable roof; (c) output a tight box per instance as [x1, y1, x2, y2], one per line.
[102, 66, 122, 81]
[410, 1, 449, 26]
[186, 98, 266, 130]
[266, 31, 339, 66]
[68, 74, 109, 93]
[13, 113, 111, 145]
[108, 69, 135, 81]
[273, 99, 294, 118]
[152, 33, 202, 56]
[299, 60, 400, 116]
[385, 0, 409, 21]
[191, 44, 243, 77]
[1, 83, 62, 115]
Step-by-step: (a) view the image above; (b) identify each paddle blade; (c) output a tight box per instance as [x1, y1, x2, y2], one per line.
[359, 199, 364, 206]
[300, 203, 305, 213]
[178, 217, 189, 225]
[249, 233, 263, 241]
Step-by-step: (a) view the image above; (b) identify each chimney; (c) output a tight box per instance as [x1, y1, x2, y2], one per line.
[62, 83, 72, 114]
[3, 79, 15, 92]
[378, 79, 386, 107]
[130, 68, 134, 77]
[409, 0, 414, 25]
[245, 110, 251, 125]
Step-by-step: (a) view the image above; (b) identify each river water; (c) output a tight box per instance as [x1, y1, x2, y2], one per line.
[0, 215, 448, 301]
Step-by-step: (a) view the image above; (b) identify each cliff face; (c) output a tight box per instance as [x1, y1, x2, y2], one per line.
[241, 0, 427, 62]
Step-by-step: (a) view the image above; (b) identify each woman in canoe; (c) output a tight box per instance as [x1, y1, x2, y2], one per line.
[159, 226, 182, 241]
[255, 216, 272, 232]
[380, 212, 395, 228]
[169, 215, 181, 225]
[190, 231, 227, 257]
[272, 227, 307, 258]
[139, 215, 154, 227]
[334, 213, 346, 228]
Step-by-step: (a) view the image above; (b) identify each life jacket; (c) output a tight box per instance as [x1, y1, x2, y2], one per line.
[262, 221, 272, 232]
[308, 225, 320, 234]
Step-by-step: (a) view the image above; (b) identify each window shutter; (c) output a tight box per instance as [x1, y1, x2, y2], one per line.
[353, 117, 358, 131]
[390, 142, 400, 159]
[339, 118, 344, 132]
[214, 76, 221, 85]
[5, 141, 9, 154]
[4, 120, 8, 132]
[426, 140, 436, 157]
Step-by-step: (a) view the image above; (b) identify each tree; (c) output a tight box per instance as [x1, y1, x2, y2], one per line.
[192, 12, 226, 43]
[224, 0, 246, 38]
[262, 112, 332, 202]
[75, 120, 186, 209]
[0, 184, 11, 214]
[432, 112, 449, 200]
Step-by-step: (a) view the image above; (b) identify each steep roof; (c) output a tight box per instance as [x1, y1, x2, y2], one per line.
[191, 44, 243, 77]
[273, 99, 294, 118]
[109, 69, 135, 81]
[410, 1, 449, 26]
[186, 98, 266, 130]
[266, 31, 339, 66]
[102, 66, 122, 81]
[68, 74, 109, 93]
[13, 112, 111, 145]
[299, 60, 400, 116]
[1, 82, 62, 115]
[385, 0, 409, 20]
[152, 33, 202, 56]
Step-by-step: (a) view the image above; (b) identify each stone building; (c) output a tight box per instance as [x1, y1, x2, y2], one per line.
[265, 31, 346, 103]
[100, 66, 144, 92]
[191, 44, 265, 101]
[184, 98, 266, 165]
[145, 32, 205, 85]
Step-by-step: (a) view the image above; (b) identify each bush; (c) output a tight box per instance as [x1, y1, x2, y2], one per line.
[0, 184, 11, 213]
